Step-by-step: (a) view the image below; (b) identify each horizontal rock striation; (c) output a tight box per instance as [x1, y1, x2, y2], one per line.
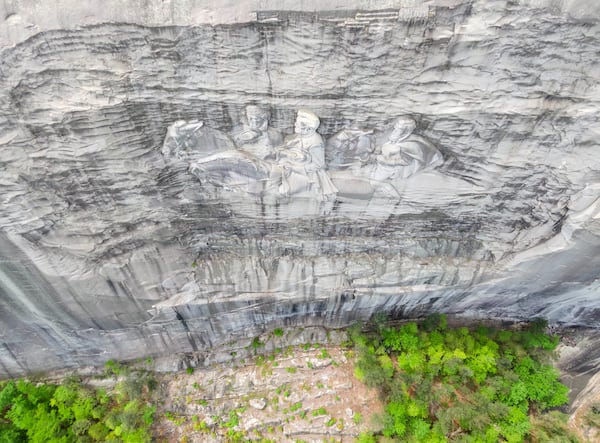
[1, 1, 600, 376]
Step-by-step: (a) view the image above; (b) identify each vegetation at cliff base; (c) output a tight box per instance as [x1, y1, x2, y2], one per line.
[351, 315, 578, 442]
[0, 362, 156, 443]
[0, 319, 584, 442]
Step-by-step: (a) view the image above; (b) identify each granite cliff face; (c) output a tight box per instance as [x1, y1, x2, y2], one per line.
[1, 0, 600, 377]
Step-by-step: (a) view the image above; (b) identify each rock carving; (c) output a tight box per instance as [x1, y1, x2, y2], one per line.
[326, 127, 375, 171]
[162, 110, 444, 204]
[328, 116, 445, 200]
[162, 119, 236, 162]
[231, 105, 283, 160]
[369, 116, 444, 182]
[274, 109, 338, 200]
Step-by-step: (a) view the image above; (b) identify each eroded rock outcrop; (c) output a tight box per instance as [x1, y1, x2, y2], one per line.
[0, 1, 599, 377]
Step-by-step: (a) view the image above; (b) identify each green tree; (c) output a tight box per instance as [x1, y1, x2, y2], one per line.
[350, 316, 572, 442]
[0, 367, 155, 443]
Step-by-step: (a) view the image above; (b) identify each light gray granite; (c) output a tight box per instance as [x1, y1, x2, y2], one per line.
[0, 1, 599, 377]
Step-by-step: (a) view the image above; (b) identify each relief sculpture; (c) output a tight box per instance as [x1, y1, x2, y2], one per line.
[369, 117, 444, 181]
[161, 107, 445, 207]
[162, 119, 236, 161]
[275, 110, 338, 200]
[327, 116, 445, 200]
[231, 105, 283, 160]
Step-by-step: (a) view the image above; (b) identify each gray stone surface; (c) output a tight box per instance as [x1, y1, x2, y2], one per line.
[1, 1, 600, 377]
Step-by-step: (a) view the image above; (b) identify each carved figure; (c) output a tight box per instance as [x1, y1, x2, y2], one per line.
[326, 127, 375, 171]
[162, 120, 235, 162]
[370, 116, 443, 181]
[231, 105, 283, 160]
[275, 110, 338, 200]
[186, 109, 337, 201]
[188, 149, 273, 194]
[162, 109, 445, 205]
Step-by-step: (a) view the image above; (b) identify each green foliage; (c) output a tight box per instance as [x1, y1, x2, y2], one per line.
[104, 359, 123, 376]
[356, 432, 377, 443]
[273, 328, 284, 337]
[0, 369, 156, 443]
[224, 409, 240, 428]
[350, 314, 572, 442]
[311, 407, 328, 416]
[422, 313, 448, 332]
[289, 402, 302, 413]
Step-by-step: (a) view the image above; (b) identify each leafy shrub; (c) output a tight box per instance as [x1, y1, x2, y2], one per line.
[312, 407, 327, 416]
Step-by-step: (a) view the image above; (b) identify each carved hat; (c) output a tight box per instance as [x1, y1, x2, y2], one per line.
[296, 109, 320, 129]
